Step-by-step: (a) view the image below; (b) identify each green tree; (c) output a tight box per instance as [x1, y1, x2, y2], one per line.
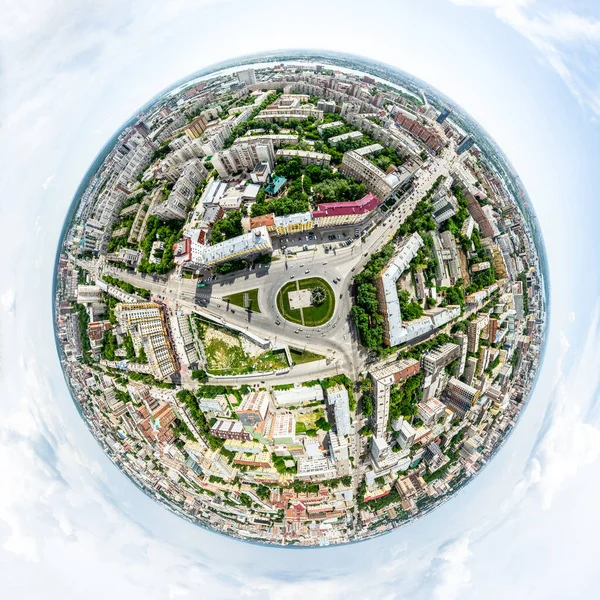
[137, 346, 148, 364]
[192, 369, 209, 382]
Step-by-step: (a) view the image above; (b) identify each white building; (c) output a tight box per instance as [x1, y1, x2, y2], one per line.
[273, 385, 324, 406]
[198, 395, 231, 417]
[212, 140, 275, 178]
[236, 68, 256, 86]
[316, 99, 336, 113]
[340, 150, 406, 200]
[377, 232, 460, 347]
[296, 456, 337, 480]
[275, 149, 331, 167]
[417, 397, 447, 426]
[153, 159, 208, 221]
[234, 134, 298, 148]
[186, 226, 273, 269]
[370, 358, 420, 438]
[328, 431, 349, 463]
[328, 130, 364, 146]
[115, 303, 178, 380]
[326, 384, 352, 437]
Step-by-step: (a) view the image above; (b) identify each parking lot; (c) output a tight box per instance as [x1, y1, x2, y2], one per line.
[272, 226, 365, 256]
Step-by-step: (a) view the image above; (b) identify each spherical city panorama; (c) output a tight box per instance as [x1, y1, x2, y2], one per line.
[54, 51, 547, 547]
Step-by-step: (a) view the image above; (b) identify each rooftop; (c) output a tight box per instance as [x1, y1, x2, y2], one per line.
[312, 192, 380, 218]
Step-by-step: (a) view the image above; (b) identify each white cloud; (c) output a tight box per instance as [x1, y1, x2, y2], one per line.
[449, 0, 600, 116]
[42, 174, 55, 190]
[506, 303, 600, 511]
[0, 289, 16, 315]
[429, 534, 472, 600]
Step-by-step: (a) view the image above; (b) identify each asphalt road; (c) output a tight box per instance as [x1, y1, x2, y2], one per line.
[89, 144, 459, 383]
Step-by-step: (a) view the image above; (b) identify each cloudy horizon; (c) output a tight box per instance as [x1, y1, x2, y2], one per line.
[1, 0, 600, 598]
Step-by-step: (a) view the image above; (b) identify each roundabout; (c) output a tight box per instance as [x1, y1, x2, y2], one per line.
[276, 276, 336, 327]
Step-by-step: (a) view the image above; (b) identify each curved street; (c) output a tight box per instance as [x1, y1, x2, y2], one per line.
[88, 145, 457, 384]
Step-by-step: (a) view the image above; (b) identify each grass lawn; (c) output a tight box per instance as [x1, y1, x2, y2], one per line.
[196, 318, 288, 375]
[290, 347, 326, 365]
[296, 408, 325, 430]
[223, 288, 261, 313]
[276, 277, 335, 327]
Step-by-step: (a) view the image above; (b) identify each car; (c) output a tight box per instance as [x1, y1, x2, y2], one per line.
[364, 253, 368, 257]
[290, 274, 294, 279]
[339, 294, 343, 299]
[276, 320, 281, 325]
[305, 269, 310, 274]
[322, 262, 327, 265]
[344, 335, 347, 340]
[306, 335, 310, 338]
[351, 267, 355, 272]
[300, 264, 304, 267]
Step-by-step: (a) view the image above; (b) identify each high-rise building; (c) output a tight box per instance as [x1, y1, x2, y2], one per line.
[370, 358, 420, 438]
[317, 99, 337, 113]
[417, 397, 447, 426]
[211, 140, 275, 178]
[115, 303, 178, 380]
[457, 135, 475, 155]
[463, 356, 478, 386]
[455, 332, 468, 377]
[328, 431, 349, 463]
[436, 108, 451, 124]
[467, 315, 489, 353]
[153, 159, 207, 221]
[326, 384, 352, 437]
[422, 343, 461, 375]
[442, 377, 480, 417]
[236, 68, 256, 86]
[185, 114, 209, 140]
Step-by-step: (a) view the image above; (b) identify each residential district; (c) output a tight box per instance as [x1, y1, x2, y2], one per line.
[54, 60, 546, 547]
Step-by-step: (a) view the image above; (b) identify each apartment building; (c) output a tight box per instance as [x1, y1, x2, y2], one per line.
[153, 159, 208, 221]
[340, 150, 402, 200]
[212, 140, 275, 178]
[115, 303, 178, 380]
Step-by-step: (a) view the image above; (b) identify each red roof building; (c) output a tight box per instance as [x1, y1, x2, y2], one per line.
[312, 192, 381, 227]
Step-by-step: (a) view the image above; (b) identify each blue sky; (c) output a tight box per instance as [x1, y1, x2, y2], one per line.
[1, 0, 600, 598]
